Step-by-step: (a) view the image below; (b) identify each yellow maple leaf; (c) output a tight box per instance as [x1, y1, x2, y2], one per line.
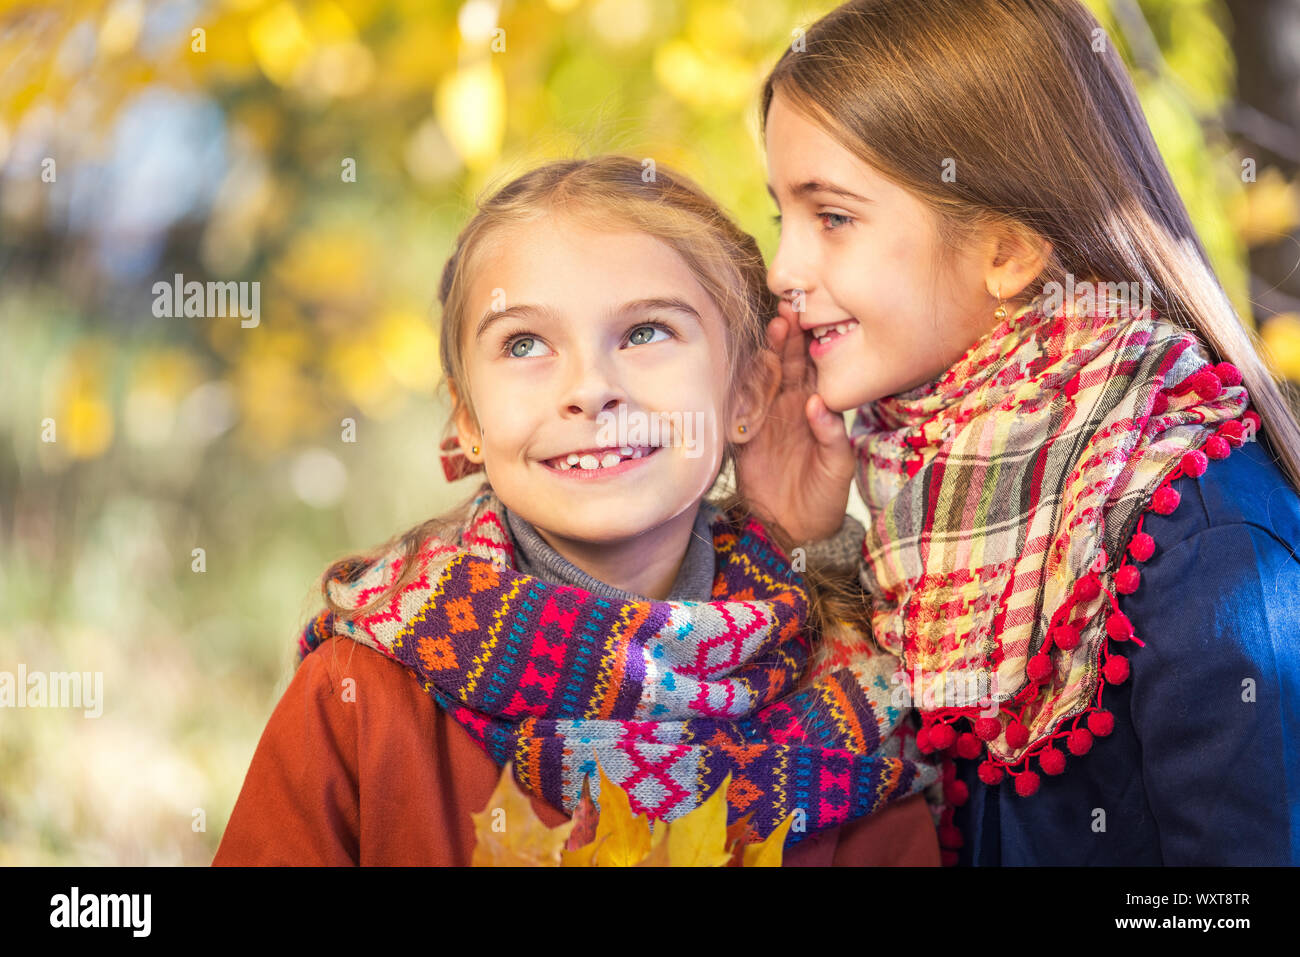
[469, 760, 574, 866]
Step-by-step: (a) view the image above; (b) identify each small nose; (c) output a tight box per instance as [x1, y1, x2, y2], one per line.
[562, 351, 623, 419]
[767, 229, 812, 307]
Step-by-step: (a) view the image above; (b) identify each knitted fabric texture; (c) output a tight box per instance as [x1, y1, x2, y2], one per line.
[850, 289, 1255, 796]
[299, 489, 937, 846]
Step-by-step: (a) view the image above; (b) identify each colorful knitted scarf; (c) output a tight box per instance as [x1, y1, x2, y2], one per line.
[850, 289, 1258, 816]
[298, 490, 936, 846]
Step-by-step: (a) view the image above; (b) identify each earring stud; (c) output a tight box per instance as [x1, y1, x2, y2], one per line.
[471, 445, 480, 455]
[993, 287, 1008, 321]
[738, 424, 748, 434]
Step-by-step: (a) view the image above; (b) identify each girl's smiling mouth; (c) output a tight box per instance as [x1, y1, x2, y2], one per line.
[807, 317, 860, 358]
[542, 445, 660, 477]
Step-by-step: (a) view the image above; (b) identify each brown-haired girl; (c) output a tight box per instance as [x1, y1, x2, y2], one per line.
[740, 0, 1300, 865]
[214, 155, 940, 866]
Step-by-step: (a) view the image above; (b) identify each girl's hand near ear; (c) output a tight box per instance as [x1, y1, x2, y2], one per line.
[736, 315, 857, 544]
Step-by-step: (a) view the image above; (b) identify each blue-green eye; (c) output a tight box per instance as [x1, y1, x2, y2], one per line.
[819, 212, 853, 230]
[506, 336, 551, 358]
[627, 324, 670, 346]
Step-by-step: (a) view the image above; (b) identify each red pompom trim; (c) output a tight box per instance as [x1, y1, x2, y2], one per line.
[1114, 564, 1140, 594]
[1205, 435, 1230, 460]
[938, 823, 964, 848]
[1075, 574, 1101, 602]
[956, 732, 983, 760]
[1151, 485, 1180, 514]
[946, 779, 970, 806]
[1106, 612, 1133, 642]
[1214, 362, 1242, 387]
[1191, 368, 1222, 400]
[1244, 410, 1262, 434]
[975, 716, 1002, 741]
[1014, 770, 1041, 796]
[1103, 655, 1130, 684]
[1218, 420, 1245, 447]
[1051, 622, 1080, 650]
[1128, 532, 1155, 562]
[1088, 710, 1115, 737]
[929, 723, 956, 751]
[1006, 721, 1029, 749]
[1039, 746, 1066, 775]
[1027, 652, 1053, 683]
[978, 760, 1004, 785]
[916, 726, 932, 753]
[940, 849, 959, 867]
[1180, 449, 1208, 477]
[1067, 728, 1094, 756]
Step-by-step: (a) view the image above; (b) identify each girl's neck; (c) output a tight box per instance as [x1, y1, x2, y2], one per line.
[517, 504, 706, 601]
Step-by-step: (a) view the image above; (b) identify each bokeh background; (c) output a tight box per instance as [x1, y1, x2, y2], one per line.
[2, 0, 1298, 865]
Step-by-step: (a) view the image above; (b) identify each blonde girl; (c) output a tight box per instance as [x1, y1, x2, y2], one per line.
[214, 155, 940, 867]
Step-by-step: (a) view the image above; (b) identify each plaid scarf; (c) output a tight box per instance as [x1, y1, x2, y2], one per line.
[299, 489, 936, 846]
[851, 291, 1256, 801]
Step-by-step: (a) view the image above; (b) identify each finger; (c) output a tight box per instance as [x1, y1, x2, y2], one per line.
[805, 394, 856, 476]
[777, 317, 808, 387]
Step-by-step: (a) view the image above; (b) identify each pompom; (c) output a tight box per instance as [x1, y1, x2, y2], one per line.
[1180, 449, 1208, 477]
[1128, 532, 1155, 562]
[946, 779, 970, 806]
[978, 761, 1005, 785]
[1039, 746, 1066, 775]
[1205, 435, 1230, 460]
[1114, 564, 1140, 594]
[1051, 623, 1080, 650]
[942, 760, 957, 785]
[1191, 368, 1222, 400]
[1075, 574, 1101, 602]
[1067, 728, 1094, 756]
[1005, 720, 1030, 750]
[1088, 710, 1115, 737]
[1106, 612, 1134, 642]
[1244, 410, 1262, 435]
[1027, 652, 1053, 683]
[956, 732, 983, 760]
[1151, 485, 1180, 515]
[938, 823, 964, 849]
[929, 723, 956, 751]
[1214, 362, 1242, 387]
[916, 726, 933, 753]
[940, 849, 959, 867]
[975, 716, 1003, 741]
[1103, 655, 1130, 685]
[1219, 420, 1245, 447]
[1152, 392, 1169, 415]
[1014, 770, 1041, 797]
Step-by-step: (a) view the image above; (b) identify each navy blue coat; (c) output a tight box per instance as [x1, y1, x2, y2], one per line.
[955, 430, 1300, 864]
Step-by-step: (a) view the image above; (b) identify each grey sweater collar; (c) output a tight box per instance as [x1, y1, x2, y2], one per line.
[501, 505, 717, 603]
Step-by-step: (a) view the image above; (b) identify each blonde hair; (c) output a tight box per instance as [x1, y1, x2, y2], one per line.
[762, 0, 1300, 490]
[319, 155, 871, 642]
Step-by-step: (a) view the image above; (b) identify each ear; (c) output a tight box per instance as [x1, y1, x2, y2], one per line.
[448, 380, 484, 463]
[986, 226, 1053, 301]
[728, 346, 782, 445]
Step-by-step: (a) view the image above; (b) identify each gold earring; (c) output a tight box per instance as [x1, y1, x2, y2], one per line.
[737, 424, 747, 434]
[471, 444, 480, 455]
[993, 287, 1007, 321]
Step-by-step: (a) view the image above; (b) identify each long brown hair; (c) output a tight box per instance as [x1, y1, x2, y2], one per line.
[316, 155, 871, 644]
[762, 0, 1300, 490]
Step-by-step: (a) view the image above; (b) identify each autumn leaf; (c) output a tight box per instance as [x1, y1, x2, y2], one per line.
[589, 757, 655, 866]
[742, 809, 796, 867]
[469, 760, 574, 866]
[663, 771, 734, 867]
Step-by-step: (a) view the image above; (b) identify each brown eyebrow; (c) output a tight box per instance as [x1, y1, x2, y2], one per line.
[475, 297, 703, 338]
[766, 180, 873, 205]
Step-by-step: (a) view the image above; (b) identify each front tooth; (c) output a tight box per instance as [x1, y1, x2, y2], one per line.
[579, 454, 599, 470]
[600, 452, 621, 468]
[632, 449, 643, 459]
[619, 446, 633, 456]
[557, 461, 570, 470]
[567, 453, 580, 465]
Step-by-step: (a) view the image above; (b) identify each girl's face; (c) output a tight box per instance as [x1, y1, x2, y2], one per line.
[764, 91, 999, 411]
[455, 214, 754, 557]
